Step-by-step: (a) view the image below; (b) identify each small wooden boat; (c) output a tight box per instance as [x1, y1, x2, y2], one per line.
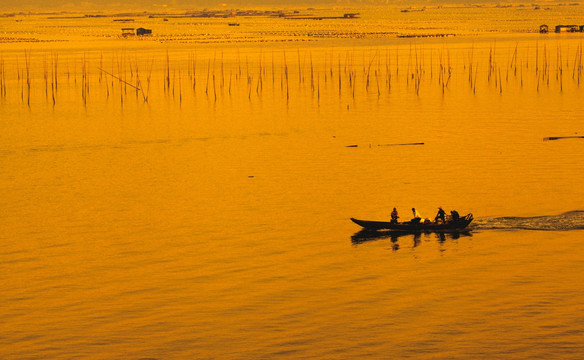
[350, 213, 473, 231]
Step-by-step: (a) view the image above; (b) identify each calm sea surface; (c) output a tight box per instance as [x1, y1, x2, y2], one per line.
[1, 6, 584, 359]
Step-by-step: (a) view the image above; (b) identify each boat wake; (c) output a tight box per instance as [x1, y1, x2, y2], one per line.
[472, 210, 584, 231]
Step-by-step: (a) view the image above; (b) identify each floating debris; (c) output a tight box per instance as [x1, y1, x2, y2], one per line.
[378, 142, 424, 146]
[543, 136, 584, 141]
[346, 142, 424, 148]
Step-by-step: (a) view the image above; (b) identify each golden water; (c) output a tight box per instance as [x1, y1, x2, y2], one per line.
[1, 6, 584, 359]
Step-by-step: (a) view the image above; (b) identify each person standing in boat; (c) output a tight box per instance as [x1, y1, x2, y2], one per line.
[435, 207, 446, 223]
[391, 208, 399, 224]
[411, 208, 422, 223]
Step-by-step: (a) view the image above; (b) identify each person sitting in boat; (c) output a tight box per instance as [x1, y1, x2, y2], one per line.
[391, 208, 399, 224]
[435, 207, 446, 223]
[411, 208, 422, 224]
[450, 210, 460, 222]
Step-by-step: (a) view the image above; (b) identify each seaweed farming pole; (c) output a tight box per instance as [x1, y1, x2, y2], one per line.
[329, 49, 333, 79]
[407, 43, 411, 86]
[473, 61, 479, 94]
[0, 54, 5, 97]
[212, 51, 217, 101]
[51, 52, 59, 93]
[578, 40, 582, 86]
[572, 43, 579, 80]
[298, 49, 302, 86]
[488, 44, 493, 83]
[388, 48, 392, 91]
[145, 58, 153, 102]
[429, 47, 432, 80]
[205, 58, 210, 95]
[193, 51, 197, 92]
[376, 51, 381, 98]
[53, 52, 58, 94]
[396, 45, 399, 79]
[338, 54, 342, 96]
[257, 50, 263, 94]
[133, 55, 140, 99]
[559, 45, 563, 92]
[25, 50, 31, 107]
[51, 55, 56, 106]
[221, 51, 224, 89]
[310, 50, 314, 94]
[283, 50, 289, 101]
[43, 54, 48, 98]
[237, 48, 241, 80]
[165, 50, 170, 94]
[82, 54, 87, 105]
[228, 69, 232, 95]
[317, 71, 320, 103]
[535, 41, 539, 77]
[179, 69, 183, 104]
[511, 43, 518, 77]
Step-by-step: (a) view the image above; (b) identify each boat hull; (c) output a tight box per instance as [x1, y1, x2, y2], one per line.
[350, 214, 473, 231]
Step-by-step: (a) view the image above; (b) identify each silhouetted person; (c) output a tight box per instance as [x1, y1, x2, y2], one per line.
[451, 210, 460, 222]
[411, 208, 422, 224]
[391, 207, 399, 224]
[435, 207, 446, 223]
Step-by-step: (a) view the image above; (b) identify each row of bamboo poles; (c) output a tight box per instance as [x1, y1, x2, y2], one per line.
[1, 42, 583, 107]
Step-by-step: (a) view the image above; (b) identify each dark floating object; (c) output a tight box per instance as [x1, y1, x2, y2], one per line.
[543, 136, 584, 141]
[350, 213, 473, 232]
[378, 142, 424, 146]
[346, 142, 423, 148]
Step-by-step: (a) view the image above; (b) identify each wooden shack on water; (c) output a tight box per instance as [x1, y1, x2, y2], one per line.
[136, 27, 152, 36]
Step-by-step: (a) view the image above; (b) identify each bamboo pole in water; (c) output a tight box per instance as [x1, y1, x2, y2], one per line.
[25, 51, 31, 107]
[298, 49, 302, 86]
[283, 50, 289, 101]
[205, 58, 210, 95]
[53, 52, 58, 93]
[43, 54, 48, 99]
[51, 54, 56, 106]
[165, 50, 170, 94]
[310, 50, 314, 94]
[338, 54, 341, 97]
[221, 51, 224, 90]
[0, 53, 5, 97]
